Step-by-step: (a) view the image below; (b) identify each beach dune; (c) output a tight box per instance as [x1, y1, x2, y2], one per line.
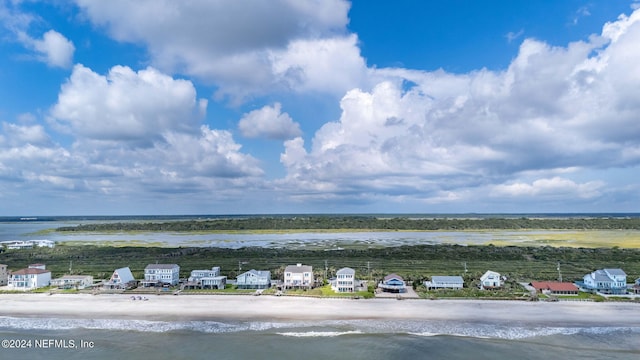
[1, 293, 639, 327]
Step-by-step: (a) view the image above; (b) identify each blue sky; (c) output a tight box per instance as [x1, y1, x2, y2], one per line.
[1, 0, 640, 215]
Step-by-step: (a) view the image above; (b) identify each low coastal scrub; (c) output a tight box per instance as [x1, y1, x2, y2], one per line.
[1, 244, 639, 287]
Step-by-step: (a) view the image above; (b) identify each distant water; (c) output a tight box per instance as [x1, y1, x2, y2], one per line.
[2, 213, 639, 248]
[1, 316, 639, 360]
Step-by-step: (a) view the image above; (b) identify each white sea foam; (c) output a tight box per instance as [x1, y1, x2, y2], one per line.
[0, 316, 297, 334]
[277, 330, 363, 337]
[0, 316, 637, 340]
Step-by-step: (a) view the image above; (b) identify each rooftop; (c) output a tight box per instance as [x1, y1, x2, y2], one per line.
[145, 264, 180, 270]
[431, 276, 464, 283]
[11, 268, 50, 276]
[285, 264, 312, 273]
[531, 281, 578, 292]
[336, 267, 355, 275]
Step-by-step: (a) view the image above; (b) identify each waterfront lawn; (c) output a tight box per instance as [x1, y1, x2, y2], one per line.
[418, 281, 529, 300]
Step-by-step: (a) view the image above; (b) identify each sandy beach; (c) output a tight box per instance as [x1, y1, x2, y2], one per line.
[1, 293, 639, 326]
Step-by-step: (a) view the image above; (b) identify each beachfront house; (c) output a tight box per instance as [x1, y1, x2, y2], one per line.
[200, 276, 227, 289]
[236, 269, 271, 289]
[425, 276, 464, 290]
[581, 268, 627, 294]
[332, 267, 356, 293]
[51, 275, 94, 290]
[0, 264, 8, 286]
[142, 263, 180, 287]
[103, 267, 135, 290]
[378, 273, 406, 293]
[8, 264, 51, 290]
[531, 281, 579, 296]
[189, 267, 220, 281]
[284, 264, 314, 289]
[480, 270, 503, 289]
[183, 266, 226, 289]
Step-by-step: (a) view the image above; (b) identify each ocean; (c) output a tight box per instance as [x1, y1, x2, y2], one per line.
[1, 316, 639, 359]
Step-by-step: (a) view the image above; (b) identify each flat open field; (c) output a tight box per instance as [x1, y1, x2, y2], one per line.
[49, 229, 640, 249]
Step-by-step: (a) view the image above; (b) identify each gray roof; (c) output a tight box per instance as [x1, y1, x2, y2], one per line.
[336, 267, 355, 275]
[431, 276, 464, 283]
[285, 264, 312, 273]
[145, 264, 179, 270]
[604, 268, 626, 276]
[113, 267, 134, 282]
[241, 269, 271, 278]
[590, 270, 612, 282]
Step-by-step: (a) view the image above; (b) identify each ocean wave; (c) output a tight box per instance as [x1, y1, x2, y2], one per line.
[277, 330, 363, 337]
[0, 316, 637, 340]
[0, 316, 296, 334]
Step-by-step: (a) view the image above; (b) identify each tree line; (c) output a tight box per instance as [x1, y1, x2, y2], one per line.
[55, 216, 640, 232]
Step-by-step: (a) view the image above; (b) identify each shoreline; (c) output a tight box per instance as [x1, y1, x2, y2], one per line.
[1, 293, 639, 326]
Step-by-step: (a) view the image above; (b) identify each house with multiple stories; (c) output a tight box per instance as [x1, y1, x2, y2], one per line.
[236, 269, 271, 289]
[103, 267, 136, 290]
[480, 270, 503, 289]
[332, 267, 356, 293]
[51, 275, 94, 289]
[531, 281, 579, 296]
[200, 276, 227, 289]
[425, 276, 464, 290]
[378, 273, 406, 293]
[8, 264, 51, 290]
[189, 267, 220, 281]
[581, 268, 627, 294]
[183, 266, 227, 289]
[284, 264, 313, 289]
[0, 264, 8, 286]
[143, 264, 180, 287]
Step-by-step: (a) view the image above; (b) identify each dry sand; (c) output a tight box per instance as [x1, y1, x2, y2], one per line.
[1, 293, 639, 326]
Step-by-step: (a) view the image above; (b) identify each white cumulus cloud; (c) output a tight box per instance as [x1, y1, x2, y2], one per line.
[278, 7, 640, 207]
[238, 103, 301, 140]
[73, 0, 356, 102]
[18, 29, 75, 68]
[51, 64, 207, 146]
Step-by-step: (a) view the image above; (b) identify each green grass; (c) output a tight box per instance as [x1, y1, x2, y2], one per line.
[417, 280, 529, 300]
[315, 284, 375, 299]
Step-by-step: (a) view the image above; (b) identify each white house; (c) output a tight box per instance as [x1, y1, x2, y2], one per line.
[51, 275, 94, 289]
[0, 264, 8, 286]
[103, 267, 135, 290]
[284, 264, 313, 289]
[143, 264, 180, 286]
[332, 267, 356, 293]
[8, 265, 51, 290]
[480, 270, 503, 289]
[582, 268, 627, 294]
[425, 276, 464, 290]
[236, 269, 271, 289]
[378, 273, 406, 293]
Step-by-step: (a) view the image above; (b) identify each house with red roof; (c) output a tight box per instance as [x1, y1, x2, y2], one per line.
[530, 281, 579, 296]
[8, 264, 51, 290]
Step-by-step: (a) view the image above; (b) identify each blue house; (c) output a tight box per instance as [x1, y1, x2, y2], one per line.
[378, 273, 406, 293]
[582, 268, 627, 294]
[236, 269, 271, 289]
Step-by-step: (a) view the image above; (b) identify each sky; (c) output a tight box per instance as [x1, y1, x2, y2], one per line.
[1, 0, 640, 215]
